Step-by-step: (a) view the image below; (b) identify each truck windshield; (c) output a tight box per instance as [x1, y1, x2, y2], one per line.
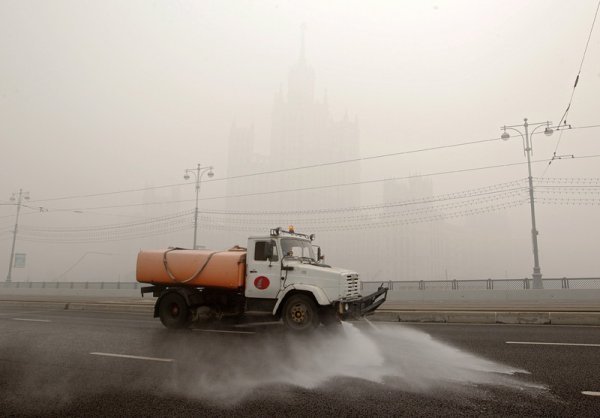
[280, 238, 315, 261]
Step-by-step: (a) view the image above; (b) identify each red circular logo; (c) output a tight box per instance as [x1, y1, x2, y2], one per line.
[254, 276, 270, 290]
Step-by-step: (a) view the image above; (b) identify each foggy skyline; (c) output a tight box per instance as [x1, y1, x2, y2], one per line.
[1, 0, 599, 281]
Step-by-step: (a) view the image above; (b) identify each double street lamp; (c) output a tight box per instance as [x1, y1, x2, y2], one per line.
[500, 118, 554, 289]
[183, 164, 214, 250]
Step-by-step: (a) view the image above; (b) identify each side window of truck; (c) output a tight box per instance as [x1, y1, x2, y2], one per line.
[254, 241, 278, 262]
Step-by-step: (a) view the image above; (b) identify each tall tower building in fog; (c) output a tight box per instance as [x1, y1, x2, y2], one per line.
[227, 30, 360, 215]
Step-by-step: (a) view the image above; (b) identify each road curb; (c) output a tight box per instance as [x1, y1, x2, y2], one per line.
[66, 302, 154, 313]
[0, 300, 153, 314]
[549, 312, 600, 325]
[370, 310, 600, 326]
[0, 300, 69, 310]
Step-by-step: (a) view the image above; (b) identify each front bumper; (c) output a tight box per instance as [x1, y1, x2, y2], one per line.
[344, 285, 388, 318]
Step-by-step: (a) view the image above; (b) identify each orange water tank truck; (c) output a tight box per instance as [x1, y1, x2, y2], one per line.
[137, 227, 387, 332]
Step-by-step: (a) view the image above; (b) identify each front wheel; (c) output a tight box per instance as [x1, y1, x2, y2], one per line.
[282, 294, 320, 332]
[158, 292, 190, 329]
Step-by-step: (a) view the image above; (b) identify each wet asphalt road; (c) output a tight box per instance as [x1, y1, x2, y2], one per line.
[0, 304, 599, 417]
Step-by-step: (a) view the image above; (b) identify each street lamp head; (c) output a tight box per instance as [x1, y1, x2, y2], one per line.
[207, 169, 214, 178]
[184, 173, 190, 180]
[544, 127, 553, 137]
[501, 131, 510, 141]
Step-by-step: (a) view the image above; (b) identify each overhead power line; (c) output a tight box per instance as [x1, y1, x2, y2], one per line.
[28, 136, 503, 203]
[20, 193, 529, 240]
[17, 181, 526, 233]
[194, 199, 531, 233]
[34, 154, 600, 213]
[29, 124, 600, 205]
[18, 223, 192, 244]
[20, 210, 193, 232]
[11, 181, 529, 240]
[29, 135, 504, 203]
[557, 0, 600, 128]
[196, 180, 528, 216]
[198, 190, 529, 226]
[192, 191, 600, 234]
[42, 161, 531, 212]
[18, 216, 193, 243]
[176, 154, 600, 204]
[11, 177, 600, 242]
[546, 1, 600, 174]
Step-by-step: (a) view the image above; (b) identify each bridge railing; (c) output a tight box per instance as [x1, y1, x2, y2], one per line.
[360, 277, 600, 292]
[1, 281, 140, 290]
[2, 277, 600, 292]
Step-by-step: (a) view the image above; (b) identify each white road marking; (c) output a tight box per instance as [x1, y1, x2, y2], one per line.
[506, 341, 600, 347]
[0, 310, 46, 317]
[12, 318, 51, 322]
[582, 391, 600, 397]
[192, 329, 256, 335]
[90, 352, 174, 363]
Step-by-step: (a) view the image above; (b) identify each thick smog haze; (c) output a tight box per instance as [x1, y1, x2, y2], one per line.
[1, 0, 599, 282]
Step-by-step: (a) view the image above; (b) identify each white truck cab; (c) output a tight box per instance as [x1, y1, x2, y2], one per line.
[244, 227, 386, 330]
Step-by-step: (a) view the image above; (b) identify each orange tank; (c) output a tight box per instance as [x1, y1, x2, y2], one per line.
[136, 248, 246, 289]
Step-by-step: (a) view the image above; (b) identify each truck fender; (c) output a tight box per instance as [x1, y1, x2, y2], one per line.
[272, 284, 331, 316]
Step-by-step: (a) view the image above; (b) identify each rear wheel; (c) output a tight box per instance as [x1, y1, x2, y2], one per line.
[282, 294, 320, 332]
[158, 293, 190, 329]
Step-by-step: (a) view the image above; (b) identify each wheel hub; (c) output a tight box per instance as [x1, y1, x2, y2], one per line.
[290, 304, 307, 323]
[170, 303, 180, 317]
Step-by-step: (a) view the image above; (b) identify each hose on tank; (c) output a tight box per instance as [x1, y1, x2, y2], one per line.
[162, 248, 223, 284]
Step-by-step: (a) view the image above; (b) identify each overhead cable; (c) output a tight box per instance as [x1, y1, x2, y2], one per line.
[546, 1, 600, 174]
[35, 154, 600, 213]
[29, 124, 600, 204]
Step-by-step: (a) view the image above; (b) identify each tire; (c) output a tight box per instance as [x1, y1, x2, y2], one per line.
[158, 292, 190, 329]
[282, 294, 320, 332]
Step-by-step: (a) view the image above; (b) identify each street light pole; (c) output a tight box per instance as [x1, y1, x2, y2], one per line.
[6, 189, 29, 283]
[500, 118, 554, 289]
[184, 164, 214, 249]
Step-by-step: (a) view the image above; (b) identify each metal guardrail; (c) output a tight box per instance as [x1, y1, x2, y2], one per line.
[361, 277, 600, 292]
[1, 281, 140, 290]
[2, 278, 600, 292]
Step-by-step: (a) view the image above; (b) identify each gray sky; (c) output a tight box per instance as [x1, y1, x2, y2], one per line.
[1, 0, 599, 281]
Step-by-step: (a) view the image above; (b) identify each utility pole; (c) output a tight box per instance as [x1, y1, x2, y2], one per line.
[6, 189, 29, 283]
[183, 164, 214, 249]
[500, 118, 554, 289]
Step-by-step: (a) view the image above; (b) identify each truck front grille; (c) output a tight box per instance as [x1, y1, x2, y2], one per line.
[345, 274, 360, 298]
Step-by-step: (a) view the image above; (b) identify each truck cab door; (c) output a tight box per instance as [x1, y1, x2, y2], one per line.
[245, 239, 282, 300]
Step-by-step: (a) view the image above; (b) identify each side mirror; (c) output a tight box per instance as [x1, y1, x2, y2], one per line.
[317, 247, 324, 261]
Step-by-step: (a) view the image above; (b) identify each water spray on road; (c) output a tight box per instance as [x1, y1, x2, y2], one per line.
[168, 322, 544, 403]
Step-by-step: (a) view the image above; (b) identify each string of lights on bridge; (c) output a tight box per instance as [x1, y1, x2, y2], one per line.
[7, 177, 600, 243]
